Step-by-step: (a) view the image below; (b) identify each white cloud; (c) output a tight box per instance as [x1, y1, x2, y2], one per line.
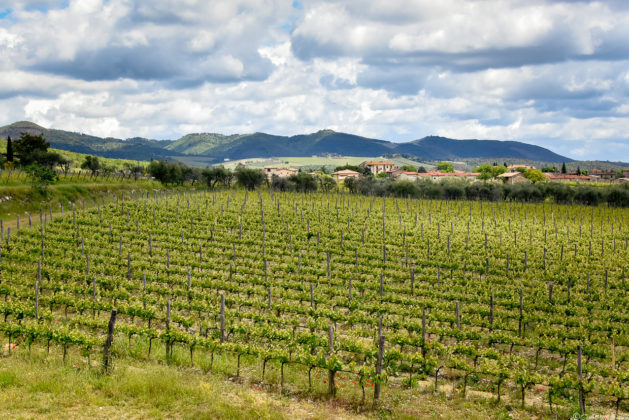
[0, 0, 628, 161]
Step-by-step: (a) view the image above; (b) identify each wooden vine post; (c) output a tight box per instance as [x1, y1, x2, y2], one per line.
[328, 325, 335, 396]
[374, 333, 385, 401]
[578, 344, 586, 414]
[102, 309, 118, 374]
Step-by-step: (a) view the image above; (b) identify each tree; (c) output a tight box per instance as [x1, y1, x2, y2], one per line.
[417, 166, 427, 173]
[57, 156, 71, 175]
[523, 169, 545, 183]
[576, 166, 581, 176]
[334, 164, 364, 174]
[319, 175, 337, 193]
[81, 155, 101, 174]
[436, 162, 455, 173]
[6, 135, 13, 162]
[24, 164, 57, 196]
[474, 164, 507, 181]
[561, 162, 567, 174]
[271, 174, 291, 191]
[234, 165, 264, 190]
[344, 176, 357, 193]
[148, 160, 185, 185]
[13, 133, 50, 165]
[289, 172, 317, 192]
[182, 166, 201, 185]
[201, 166, 232, 189]
[34, 150, 63, 169]
[123, 162, 145, 180]
[400, 165, 417, 172]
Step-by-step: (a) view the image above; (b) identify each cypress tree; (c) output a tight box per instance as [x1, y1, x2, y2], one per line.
[561, 162, 567, 174]
[6, 135, 13, 162]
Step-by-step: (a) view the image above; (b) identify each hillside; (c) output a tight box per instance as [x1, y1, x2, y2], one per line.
[1, 121, 574, 164]
[0, 121, 178, 161]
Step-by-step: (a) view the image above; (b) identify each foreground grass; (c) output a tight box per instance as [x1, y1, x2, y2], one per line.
[0, 180, 166, 223]
[0, 341, 577, 420]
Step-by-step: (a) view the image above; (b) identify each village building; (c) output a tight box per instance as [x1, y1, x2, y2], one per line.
[360, 160, 395, 176]
[508, 164, 536, 172]
[589, 169, 616, 181]
[391, 170, 420, 181]
[263, 167, 298, 180]
[332, 169, 361, 182]
[415, 170, 480, 181]
[498, 171, 530, 184]
[546, 174, 592, 183]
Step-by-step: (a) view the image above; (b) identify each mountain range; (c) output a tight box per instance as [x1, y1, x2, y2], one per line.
[0, 121, 572, 164]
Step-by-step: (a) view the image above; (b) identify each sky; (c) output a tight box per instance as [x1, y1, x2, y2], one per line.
[1, 0, 629, 161]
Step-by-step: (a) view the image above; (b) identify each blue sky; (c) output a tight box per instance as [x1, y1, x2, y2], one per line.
[1, 0, 628, 161]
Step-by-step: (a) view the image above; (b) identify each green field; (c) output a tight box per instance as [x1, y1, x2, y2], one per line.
[0, 190, 627, 419]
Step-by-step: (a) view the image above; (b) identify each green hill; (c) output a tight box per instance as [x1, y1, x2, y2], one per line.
[1, 121, 576, 165]
[0, 121, 178, 161]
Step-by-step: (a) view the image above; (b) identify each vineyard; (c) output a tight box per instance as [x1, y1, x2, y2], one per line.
[1, 189, 628, 418]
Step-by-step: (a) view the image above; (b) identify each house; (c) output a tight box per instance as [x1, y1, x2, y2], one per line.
[263, 167, 298, 180]
[360, 160, 395, 176]
[590, 170, 616, 181]
[392, 170, 420, 181]
[332, 169, 360, 182]
[547, 174, 592, 183]
[508, 164, 536, 172]
[498, 171, 530, 184]
[453, 170, 480, 181]
[389, 168, 414, 179]
[415, 170, 480, 182]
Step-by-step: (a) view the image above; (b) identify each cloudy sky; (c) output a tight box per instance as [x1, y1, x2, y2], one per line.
[1, 0, 629, 161]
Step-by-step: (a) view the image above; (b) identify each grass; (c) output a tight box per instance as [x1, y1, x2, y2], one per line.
[0, 335, 583, 420]
[0, 139, 146, 172]
[0, 179, 167, 225]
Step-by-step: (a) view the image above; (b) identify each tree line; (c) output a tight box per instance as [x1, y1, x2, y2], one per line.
[146, 159, 629, 207]
[344, 176, 629, 207]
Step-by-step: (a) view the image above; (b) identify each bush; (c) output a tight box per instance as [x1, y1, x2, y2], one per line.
[606, 187, 629, 207]
[234, 166, 264, 190]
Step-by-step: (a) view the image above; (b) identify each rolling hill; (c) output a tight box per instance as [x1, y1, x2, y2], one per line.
[0, 121, 573, 164]
[0, 121, 179, 161]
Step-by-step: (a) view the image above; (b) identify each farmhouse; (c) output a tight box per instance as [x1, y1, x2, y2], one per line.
[546, 174, 592, 183]
[498, 171, 529, 184]
[392, 170, 420, 181]
[360, 160, 395, 176]
[508, 164, 536, 172]
[333, 169, 360, 182]
[263, 167, 298, 180]
[415, 170, 480, 181]
[590, 169, 616, 181]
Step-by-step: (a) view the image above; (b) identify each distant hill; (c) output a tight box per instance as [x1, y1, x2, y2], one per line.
[0, 121, 179, 161]
[0, 121, 574, 165]
[164, 129, 571, 162]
